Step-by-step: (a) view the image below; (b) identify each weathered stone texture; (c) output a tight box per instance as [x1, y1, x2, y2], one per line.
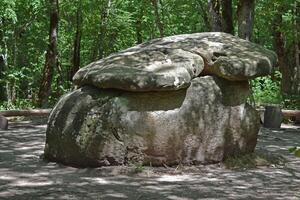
[45, 77, 260, 167]
[73, 32, 277, 91]
[44, 32, 276, 167]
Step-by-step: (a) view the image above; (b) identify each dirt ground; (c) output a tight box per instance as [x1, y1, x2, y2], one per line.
[0, 119, 299, 200]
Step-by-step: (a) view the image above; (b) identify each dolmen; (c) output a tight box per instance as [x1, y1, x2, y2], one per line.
[44, 32, 277, 167]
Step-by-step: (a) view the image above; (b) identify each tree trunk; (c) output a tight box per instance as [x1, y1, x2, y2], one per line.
[6, 82, 16, 105]
[0, 21, 7, 101]
[70, 0, 82, 81]
[151, 0, 164, 37]
[37, 0, 59, 107]
[221, 0, 234, 34]
[196, 1, 210, 31]
[9, 30, 18, 104]
[293, 1, 300, 94]
[0, 54, 6, 101]
[272, 9, 292, 94]
[135, 6, 143, 44]
[237, 0, 255, 41]
[208, 0, 222, 32]
[98, 0, 112, 59]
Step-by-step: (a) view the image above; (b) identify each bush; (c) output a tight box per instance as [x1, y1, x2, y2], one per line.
[251, 71, 283, 106]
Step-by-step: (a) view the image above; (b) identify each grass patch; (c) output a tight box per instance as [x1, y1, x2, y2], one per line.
[288, 147, 300, 157]
[131, 163, 145, 174]
[224, 152, 286, 170]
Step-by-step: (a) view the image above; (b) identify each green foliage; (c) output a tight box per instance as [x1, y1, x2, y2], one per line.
[252, 71, 300, 109]
[252, 71, 283, 106]
[0, 0, 299, 109]
[0, 99, 34, 110]
[288, 147, 300, 157]
[0, 0, 17, 24]
[282, 95, 300, 110]
[133, 163, 145, 173]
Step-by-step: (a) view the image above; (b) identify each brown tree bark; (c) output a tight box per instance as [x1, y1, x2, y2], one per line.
[0, 20, 7, 101]
[221, 0, 234, 34]
[196, 1, 210, 31]
[135, 6, 143, 44]
[37, 0, 59, 107]
[208, 0, 222, 32]
[70, 0, 82, 81]
[151, 0, 164, 37]
[293, 1, 300, 94]
[272, 9, 292, 94]
[98, 0, 111, 59]
[237, 0, 255, 41]
[7, 30, 19, 104]
[0, 54, 6, 101]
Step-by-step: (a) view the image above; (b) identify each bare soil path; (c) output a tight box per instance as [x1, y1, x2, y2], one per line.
[0, 120, 299, 200]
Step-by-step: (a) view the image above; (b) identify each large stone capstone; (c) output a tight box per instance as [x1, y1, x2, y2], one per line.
[73, 32, 277, 91]
[44, 32, 277, 167]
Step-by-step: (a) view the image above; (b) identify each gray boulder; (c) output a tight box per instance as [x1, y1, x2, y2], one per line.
[73, 32, 277, 91]
[44, 76, 260, 167]
[45, 32, 277, 167]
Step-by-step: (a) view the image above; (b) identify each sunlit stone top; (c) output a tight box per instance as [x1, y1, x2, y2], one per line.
[73, 32, 277, 92]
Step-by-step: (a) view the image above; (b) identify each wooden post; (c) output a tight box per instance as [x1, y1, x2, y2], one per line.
[263, 106, 283, 129]
[0, 115, 8, 130]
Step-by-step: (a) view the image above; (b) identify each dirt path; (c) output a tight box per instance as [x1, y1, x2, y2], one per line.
[0, 120, 299, 200]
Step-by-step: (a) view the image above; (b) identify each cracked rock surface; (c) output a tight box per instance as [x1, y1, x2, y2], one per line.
[45, 77, 259, 167]
[45, 32, 277, 167]
[73, 32, 277, 91]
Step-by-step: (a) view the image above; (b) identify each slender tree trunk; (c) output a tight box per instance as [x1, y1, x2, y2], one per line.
[151, 0, 164, 37]
[293, 1, 300, 94]
[196, 1, 210, 31]
[98, 0, 111, 59]
[272, 12, 285, 71]
[70, 0, 82, 80]
[136, 17, 143, 44]
[0, 54, 6, 101]
[237, 0, 255, 41]
[9, 29, 19, 104]
[221, 0, 234, 34]
[135, 6, 143, 44]
[37, 0, 59, 107]
[272, 9, 291, 94]
[208, 0, 222, 31]
[0, 20, 7, 101]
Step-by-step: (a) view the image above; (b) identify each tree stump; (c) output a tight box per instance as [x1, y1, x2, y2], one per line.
[263, 106, 283, 129]
[0, 115, 8, 130]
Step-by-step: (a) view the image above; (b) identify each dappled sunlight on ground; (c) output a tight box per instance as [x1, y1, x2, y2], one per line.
[0, 120, 299, 199]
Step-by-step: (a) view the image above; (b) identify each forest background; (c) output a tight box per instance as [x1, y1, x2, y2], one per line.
[0, 0, 299, 109]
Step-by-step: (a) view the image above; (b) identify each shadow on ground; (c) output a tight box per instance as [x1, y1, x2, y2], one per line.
[0, 120, 299, 200]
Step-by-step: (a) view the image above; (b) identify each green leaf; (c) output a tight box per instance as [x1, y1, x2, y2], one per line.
[288, 147, 297, 153]
[295, 149, 300, 157]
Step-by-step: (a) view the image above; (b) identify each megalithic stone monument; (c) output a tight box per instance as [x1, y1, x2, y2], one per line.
[44, 32, 277, 167]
